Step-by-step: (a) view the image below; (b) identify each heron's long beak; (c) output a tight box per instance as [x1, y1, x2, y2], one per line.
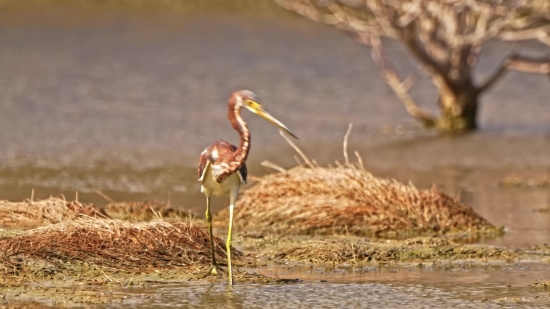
[246, 100, 298, 139]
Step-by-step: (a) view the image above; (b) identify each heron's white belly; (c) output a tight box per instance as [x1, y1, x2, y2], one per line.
[201, 169, 241, 197]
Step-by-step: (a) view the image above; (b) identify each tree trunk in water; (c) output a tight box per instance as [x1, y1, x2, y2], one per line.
[436, 82, 479, 133]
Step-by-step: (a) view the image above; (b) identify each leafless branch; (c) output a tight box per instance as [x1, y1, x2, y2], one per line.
[507, 55, 550, 74]
[400, 27, 454, 88]
[477, 55, 515, 94]
[498, 25, 550, 44]
[478, 54, 550, 93]
[368, 36, 437, 128]
[278, 1, 550, 53]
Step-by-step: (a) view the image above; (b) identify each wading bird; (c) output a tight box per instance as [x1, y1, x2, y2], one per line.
[197, 90, 297, 285]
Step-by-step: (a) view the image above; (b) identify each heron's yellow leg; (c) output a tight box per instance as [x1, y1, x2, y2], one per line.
[226, 187, 239, 285]
[205, 195, 221, 276]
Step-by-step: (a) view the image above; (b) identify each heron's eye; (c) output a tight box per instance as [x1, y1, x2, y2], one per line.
[245, 99, 261, 110]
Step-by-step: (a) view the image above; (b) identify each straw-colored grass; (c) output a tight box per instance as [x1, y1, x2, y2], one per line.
[0, 197, 108, 228]
[498, 175, 550, 188]
[0, 217, 239, 275]
[262, 237, 515, 264]
[104, 200, 196, 222]
[216, 125, 499, 238]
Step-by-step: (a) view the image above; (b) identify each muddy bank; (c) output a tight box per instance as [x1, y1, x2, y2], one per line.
[1, 223, 549, 307]
[1, 229, 550, 306]
[0, 215, 272, 306]
[238, 233, 550, 267]
[0, 220, 547, 285]
[0, 218, 237, 280]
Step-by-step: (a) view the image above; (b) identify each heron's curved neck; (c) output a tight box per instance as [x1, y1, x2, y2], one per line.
[227, 99, 250, 171]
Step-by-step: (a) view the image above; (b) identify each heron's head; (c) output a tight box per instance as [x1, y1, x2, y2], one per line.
[233, 90, 298, 139]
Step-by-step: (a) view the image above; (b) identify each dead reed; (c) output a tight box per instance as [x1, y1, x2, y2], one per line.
[216, 124, 500, 238]
[0, 217, 238, 275]
[104, 200, 196, 222]
[264, 237, 515, 264]
[0, 197, 108, 228]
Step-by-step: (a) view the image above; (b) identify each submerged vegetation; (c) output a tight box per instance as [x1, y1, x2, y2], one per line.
[498, 175, 550, 188]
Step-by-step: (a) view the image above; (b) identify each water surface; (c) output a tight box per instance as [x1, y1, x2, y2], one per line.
[106, 264, 550, 308]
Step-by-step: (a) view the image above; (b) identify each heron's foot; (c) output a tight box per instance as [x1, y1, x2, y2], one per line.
[204, 264, 225, 278]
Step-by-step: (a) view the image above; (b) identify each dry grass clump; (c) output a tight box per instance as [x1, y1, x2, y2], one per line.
[104, 200, 195, 222]
[498, 175, 550, 188]
[221, 166, 496, 237]
[0, 217, 239, 275]
[0, 197, 108, 228]
[263, 237, 515, 265]
[217, 125, 499, 238]
[530, 280, 550, 288]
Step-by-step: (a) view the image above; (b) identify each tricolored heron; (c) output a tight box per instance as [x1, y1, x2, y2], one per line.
[197, 90, 297, 285]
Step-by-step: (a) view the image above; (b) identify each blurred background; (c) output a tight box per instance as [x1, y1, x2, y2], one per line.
[0, 0, 548, 247]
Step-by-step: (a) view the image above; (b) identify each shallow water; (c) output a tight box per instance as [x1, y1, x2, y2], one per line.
[104, 264, 550, 308]
[0, 3, 550, 307]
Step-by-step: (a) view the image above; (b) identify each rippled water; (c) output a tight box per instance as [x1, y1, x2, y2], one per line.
[104, 264, 550, 308]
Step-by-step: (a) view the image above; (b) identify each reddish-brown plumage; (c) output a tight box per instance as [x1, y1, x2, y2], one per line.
[197, 91, 252, 184]
[197, 140, 248, 184]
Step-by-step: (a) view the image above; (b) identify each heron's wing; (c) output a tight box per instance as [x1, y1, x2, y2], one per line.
[225, 143, 247, 185]
[197, 150, 211, 183]
[198, 140, 246, 184]
[238, 164, 247, 185]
